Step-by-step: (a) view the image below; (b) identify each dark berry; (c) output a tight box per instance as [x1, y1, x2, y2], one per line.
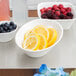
[10, 21, 14, 26]
[3, 26, 8, 31]
[51, 14, 59, 19]
[0, 24, 4, 27]
[59, 14, 65, 19]
[8, 26, 13, 31]
[46, 10, 53, 19]
[64, 16, 72, 19]
[4, 23, 9, 27]
[13, 24, 17, 29]
[41, 13, 48, 19]
[7, 30, 11, 32]
[2, 30, 6, 33]
[0, 27, 3, 33]
[66, 12, 73, 18]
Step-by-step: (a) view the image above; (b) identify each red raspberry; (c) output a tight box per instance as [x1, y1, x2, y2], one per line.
[47, 7, 52, 11]
[63, 12, 67, 15]
[55, 7, 60, 11]
[40, 8, 47, 14]
[61, 8, 66, 13]
[58, 4, 64, 9]
[52, 5, 58, 10]
[66, 7, 71, 12]
[52, 10, 55, 13]
[55, 11, 60, 16]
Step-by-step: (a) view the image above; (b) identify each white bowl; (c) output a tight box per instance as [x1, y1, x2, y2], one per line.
[15, 19, 63, 58]
[37, 2, 76, 30]
[0, 21, 18, 42]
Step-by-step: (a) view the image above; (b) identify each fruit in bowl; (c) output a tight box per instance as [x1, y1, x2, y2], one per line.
[0, 21, 17, 42]
[40, 4, 73, 19]
[0, 21, 17, 33]
[15, 19, 63, 57]
[38, 2, 76, 30]
[22, 25, 57, 51]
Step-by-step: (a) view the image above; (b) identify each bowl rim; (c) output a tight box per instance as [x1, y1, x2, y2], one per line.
[0, 21, 18, 34]
[37, 2, 76, 21]
[15, 19, 63, 53]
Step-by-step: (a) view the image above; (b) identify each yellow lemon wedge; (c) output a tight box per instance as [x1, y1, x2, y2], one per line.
[33, 25, 49, 40]
[38, 34, 48, 50]
[48, 28, 57, 47]
[22, 34, 40, 51]
[24, 30, 33, 40]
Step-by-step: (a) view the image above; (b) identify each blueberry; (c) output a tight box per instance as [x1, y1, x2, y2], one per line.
[2, 30, 6, 33]
[4, 23, 9, 27]
[10, 21, 14, 26]
[3, 26, 8, 31]
[13, 24, 17, 29]
[0, 27, 4, 33]
[7, 30, 11, 32]
[0, 24, 4, 27]
[8, 26, 13, 31]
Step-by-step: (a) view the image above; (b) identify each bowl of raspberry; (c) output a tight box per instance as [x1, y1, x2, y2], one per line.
[37, 2, 76, 30]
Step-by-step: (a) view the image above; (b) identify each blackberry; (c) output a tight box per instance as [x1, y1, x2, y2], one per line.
[66, 12, 73, 18]
[41, 13, 48, 19]
[46, 10, 53, 19]
[52, 14, 59, 19]
[65, 16, 72, 19]
[59, 14, 65, 19]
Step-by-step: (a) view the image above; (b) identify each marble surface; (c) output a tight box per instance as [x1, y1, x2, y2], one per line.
[0, 20, 76, 68]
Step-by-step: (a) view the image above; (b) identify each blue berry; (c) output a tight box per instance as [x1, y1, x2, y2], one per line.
[0, 27, 3, 33]
[13, 24, 17, 29]
[10, 21, 14, 26]
[7, 30, 11, 32]
[8, 26, 13, 31]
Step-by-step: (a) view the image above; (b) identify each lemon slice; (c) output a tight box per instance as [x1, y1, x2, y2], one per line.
[33, 25, 49, 40]
[22, 34, 40, 51]
[38, 34, 47, 50]
[48, 28, 57, 47]
[24, 30, 33, 40]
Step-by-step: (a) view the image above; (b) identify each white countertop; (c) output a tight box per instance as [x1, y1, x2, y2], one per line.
[0, 20, 76, 69]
